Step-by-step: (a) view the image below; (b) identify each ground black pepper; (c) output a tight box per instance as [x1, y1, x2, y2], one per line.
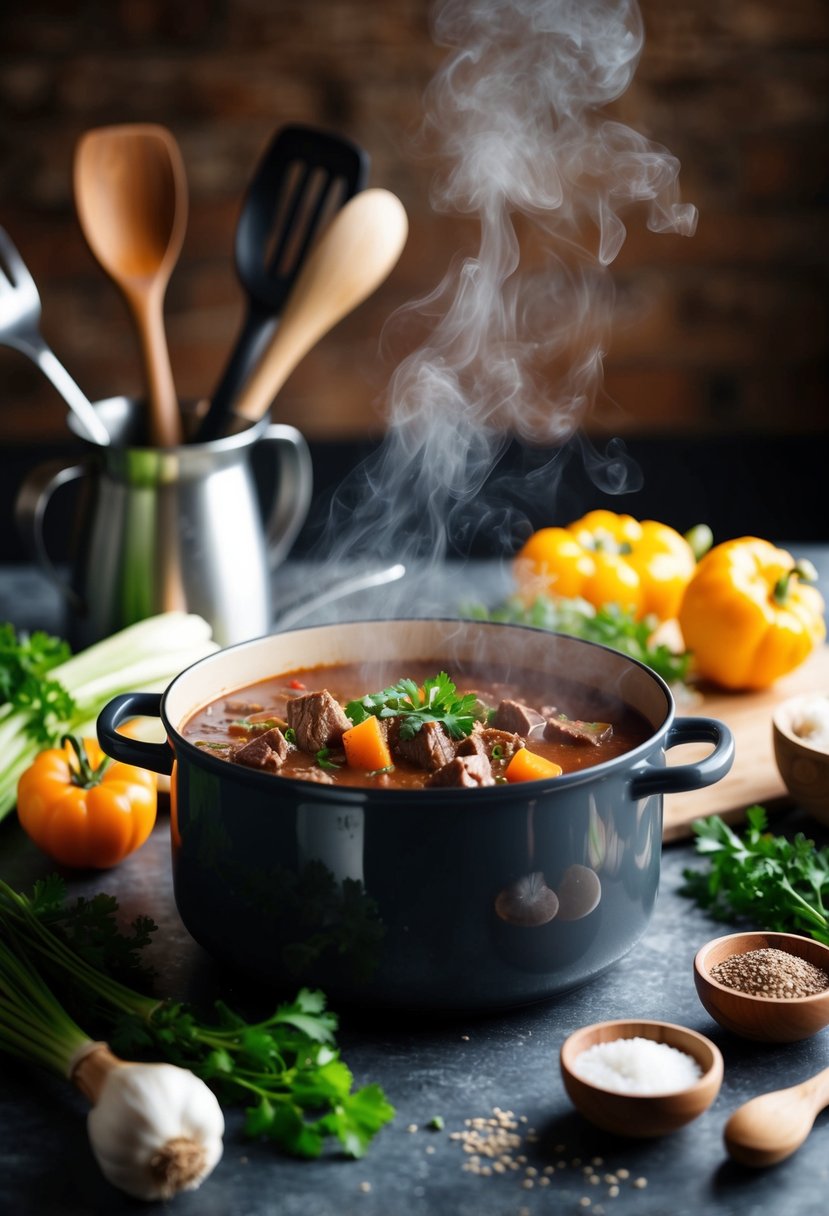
[710, 948, 829, 998]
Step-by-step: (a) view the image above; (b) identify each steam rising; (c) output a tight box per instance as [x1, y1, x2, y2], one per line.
[320, 0, 696, 566]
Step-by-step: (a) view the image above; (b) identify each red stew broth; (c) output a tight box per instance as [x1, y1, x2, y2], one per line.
[181, 659, 651, 789]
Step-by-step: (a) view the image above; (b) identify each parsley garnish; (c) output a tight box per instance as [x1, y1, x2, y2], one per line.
[681, 806, 829, 944]
[346, 672, 478, 740]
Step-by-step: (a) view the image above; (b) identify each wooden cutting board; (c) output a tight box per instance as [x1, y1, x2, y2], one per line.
[663, 646, 829, 842]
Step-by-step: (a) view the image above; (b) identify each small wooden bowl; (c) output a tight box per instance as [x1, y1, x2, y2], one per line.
[560, 1019, 723, 1137]
[694, 931, 829, 1042]
[773, 692, 829, 825]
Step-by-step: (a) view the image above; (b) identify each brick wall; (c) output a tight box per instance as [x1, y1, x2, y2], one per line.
[0, 0, 827, 447]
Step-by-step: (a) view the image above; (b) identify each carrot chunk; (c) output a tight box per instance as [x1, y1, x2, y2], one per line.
[504, 747, 563, 783]
[342, 715, 393, 772]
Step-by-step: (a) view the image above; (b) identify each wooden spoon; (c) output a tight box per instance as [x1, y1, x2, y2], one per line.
[724, 1065, 829, 1167]
[74, 124, 187, 447]
[229, 187, 408, 429]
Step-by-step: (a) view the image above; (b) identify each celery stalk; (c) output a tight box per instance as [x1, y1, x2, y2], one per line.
[0, 612, 216, 823]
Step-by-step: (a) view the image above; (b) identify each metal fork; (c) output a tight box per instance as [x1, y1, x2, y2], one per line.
[0, 227, 110, 445]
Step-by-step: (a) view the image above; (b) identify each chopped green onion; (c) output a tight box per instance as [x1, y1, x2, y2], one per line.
[315, 748, 341, 771]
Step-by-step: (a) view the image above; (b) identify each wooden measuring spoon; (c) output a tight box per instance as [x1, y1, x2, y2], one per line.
[74, 124, 187, 447]
[724, 1065, 829, 1167]
[229, 188, 408, 429]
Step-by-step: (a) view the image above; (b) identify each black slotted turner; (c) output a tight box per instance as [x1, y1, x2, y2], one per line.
[194, 125, 369, 442]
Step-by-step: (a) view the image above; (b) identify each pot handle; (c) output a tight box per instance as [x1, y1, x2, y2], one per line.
[97, 692, 174, 776]
[629, 716, 735, 798]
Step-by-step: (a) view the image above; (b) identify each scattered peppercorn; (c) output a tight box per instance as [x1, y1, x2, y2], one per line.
[445, 1106, 649, 1205]
[710, 947, 829, 998]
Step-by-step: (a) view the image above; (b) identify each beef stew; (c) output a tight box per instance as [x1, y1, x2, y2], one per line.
[183, 659, 651, 789]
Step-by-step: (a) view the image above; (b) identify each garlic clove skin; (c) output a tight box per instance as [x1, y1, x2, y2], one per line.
[87, 1061, 224, 1201]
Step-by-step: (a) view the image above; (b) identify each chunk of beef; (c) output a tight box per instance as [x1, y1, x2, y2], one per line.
[492, 699, 545, 735]
[426, 754, 495, 788]
[456, 732, 487, 758]
[287, 689, 351, 753]
[477, 727, 525, 761]
[391, 719, 456, 771]
[543, 714, 613, 747]
[232, 727, 290, 773]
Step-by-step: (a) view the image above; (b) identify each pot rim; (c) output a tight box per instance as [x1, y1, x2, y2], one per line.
[158, 617, 675, 803]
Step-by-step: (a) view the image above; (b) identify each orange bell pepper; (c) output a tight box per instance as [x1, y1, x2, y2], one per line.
[17, 735, 157, 869]
[515, 509, 697, 621]
[678, 538, 825, 690]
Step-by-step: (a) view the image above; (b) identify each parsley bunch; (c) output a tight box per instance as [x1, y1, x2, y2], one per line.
[0, 623, 75, 744]
[0, 877, 395, 1159]
[463, 595, 691, 686]
[346, 671, 479, 740]
[681, 806, 829, 944]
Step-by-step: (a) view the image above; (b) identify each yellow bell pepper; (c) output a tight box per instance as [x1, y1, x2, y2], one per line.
[678, 537, 826, 690]
[515, 509, 696, 620]
[17, 735, 157, 869]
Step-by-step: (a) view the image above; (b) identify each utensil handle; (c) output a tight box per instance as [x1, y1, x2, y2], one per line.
[14, 458, 92, 611]
[195, 306, 276, 443]
[629, 716, 735, 798]
[128, 285, 183, 447]
[274, 563, 406, 630]
[97, 692, 174, 774]
[802, 1065, 829, 1111]
[15, 335, 111, 447]
[259, 423, 313, 570]
[233, 188, 408, 425]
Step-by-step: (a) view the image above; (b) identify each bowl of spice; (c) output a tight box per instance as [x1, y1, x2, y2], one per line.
[559, 1019, 723, 1137]
[694, 931, 829, 1042]
[773, 692, 829, 824]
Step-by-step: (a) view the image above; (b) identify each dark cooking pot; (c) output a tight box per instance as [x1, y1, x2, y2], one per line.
[97, 619, 734, 1013]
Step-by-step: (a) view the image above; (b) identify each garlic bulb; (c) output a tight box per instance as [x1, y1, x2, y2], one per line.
[77, 1047, 224, 1200]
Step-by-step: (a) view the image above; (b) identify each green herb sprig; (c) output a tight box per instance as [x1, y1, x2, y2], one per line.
[681, 806, 829, 944]
[0, 622, 75, 744]
[463, 595, 691, 686]
[346, 671, 479, 741]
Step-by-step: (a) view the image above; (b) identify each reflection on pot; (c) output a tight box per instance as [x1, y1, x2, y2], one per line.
[491, 862, 603, 974]
[297, 805, 365, 886]
[194, 856, 385, 987]
[494, 872, 559, 926]
[555, 864, 602, 921]
[170, 771, 384, 989]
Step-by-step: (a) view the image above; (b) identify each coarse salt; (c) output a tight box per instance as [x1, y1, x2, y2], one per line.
[572, 1036, 701, 1095]
[792, 696, 829, 751]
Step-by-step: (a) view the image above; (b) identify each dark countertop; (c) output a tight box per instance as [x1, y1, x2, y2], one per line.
[2, 559, 829, 1216]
